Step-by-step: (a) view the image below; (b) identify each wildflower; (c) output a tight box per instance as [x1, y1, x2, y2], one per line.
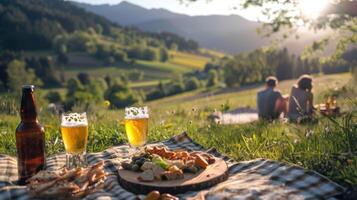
[305, 129, 314, 138]
[164, 123, 173, 129]
[347, 159, 354, 165]
[324, 126, 331, 135]
[281, 118, 288, 124]
[103, 100, 110, 108]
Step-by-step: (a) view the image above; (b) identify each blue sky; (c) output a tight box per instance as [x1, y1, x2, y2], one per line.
[70, 0, 262, 21]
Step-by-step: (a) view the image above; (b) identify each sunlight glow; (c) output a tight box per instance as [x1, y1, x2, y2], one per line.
[298, 0, 329, 19]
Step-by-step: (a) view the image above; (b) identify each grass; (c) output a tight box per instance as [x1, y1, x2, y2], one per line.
[0, 73, 356, 189]
[129, 80, 170, 89]
[169, 51, 211, 70]
[198, 48, 227, 58]
[64, 62, 172, 81]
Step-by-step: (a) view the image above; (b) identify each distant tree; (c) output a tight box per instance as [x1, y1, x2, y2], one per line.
[77, 73, 92, 85]
[105, 56, 115, 65]
[94, 78, 108, 91]
[25, 56, 61, 87]
[6, 59, 41, 92]
[104, 75, 113, 87]
[170, 43, 178, 51]
[127, 46, 159, 61]
[113, 49, 127, 62]
[185, 77, 200, 91]
[167, 81, 185, 96]
[88, 80, 106, 103]
[57, 52, 69, 65]
[128, 70, 144, 81]
[66, 78, 83, 97]
[206, 70, 219, 87]
[146, 81, 166, 101]
[95, 24, 103, 35]
[104, 83, 138, 108]
[142, 48, 159, 61]
[159, 48, 169, 62]
[85, 42, 97, 55]
[0, 51, 19, 90]
[66, 91, 95, 109]
[46, 91, 62, 103]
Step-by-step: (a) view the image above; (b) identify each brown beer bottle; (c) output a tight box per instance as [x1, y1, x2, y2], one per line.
[16, 85, 45, 185]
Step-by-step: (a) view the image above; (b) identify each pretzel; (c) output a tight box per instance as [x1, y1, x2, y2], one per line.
[27, 161, 107, 199]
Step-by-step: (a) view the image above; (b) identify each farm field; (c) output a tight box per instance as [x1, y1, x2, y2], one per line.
[22, 50, 214, 84]
[0, 73, 356, 188]
[169, 51, 212, 70]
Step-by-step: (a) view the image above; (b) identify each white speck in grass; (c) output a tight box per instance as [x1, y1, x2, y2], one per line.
[53, 136, 59, 145]
[324, 126, 331, 134]
[293, 139, 299, 144]
[305, 129, 314, 138]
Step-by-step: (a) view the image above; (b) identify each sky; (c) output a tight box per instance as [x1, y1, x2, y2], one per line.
[70, 0, 263, 21]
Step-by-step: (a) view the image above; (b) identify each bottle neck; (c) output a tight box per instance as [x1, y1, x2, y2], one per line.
[20, 90, 38, 122]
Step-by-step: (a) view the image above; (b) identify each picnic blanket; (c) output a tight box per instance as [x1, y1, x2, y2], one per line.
[211, 107, 259, 125]
[0, 132, 345, 199]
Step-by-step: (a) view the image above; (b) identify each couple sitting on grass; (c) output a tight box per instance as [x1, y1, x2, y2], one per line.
[257, 75, 314, 122]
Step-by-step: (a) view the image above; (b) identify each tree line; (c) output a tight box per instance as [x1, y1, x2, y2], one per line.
[217, 48, 356, 87]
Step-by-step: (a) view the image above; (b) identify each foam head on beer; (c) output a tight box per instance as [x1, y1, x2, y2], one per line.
[61, 113, 88, 154]
[124, 107, 149, 148]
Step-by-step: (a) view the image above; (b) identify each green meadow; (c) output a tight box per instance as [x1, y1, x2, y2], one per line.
[1, 73, 356, 188]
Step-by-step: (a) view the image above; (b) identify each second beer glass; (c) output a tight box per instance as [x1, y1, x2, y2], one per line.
[124, 107, 149, 153]
[61, 112, 88, 169]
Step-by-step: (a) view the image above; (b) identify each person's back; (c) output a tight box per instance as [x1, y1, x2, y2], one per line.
[287, 75, 314, 121]
[257, 76, 284, 120]
[257, 88, 282, 120]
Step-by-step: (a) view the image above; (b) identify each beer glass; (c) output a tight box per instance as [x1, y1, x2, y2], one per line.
[124, 107, 149, 153]
[61, 112, 88, 169]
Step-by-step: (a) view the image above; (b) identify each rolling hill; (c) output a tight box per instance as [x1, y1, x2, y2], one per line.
[0, 0, 219, 91]
[74, 1, 332, 54]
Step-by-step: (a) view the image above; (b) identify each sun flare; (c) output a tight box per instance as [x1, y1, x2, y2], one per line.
[298, 0, 330, 19]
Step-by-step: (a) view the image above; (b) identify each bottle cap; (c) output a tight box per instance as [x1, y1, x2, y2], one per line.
[22, 85, 35, 92]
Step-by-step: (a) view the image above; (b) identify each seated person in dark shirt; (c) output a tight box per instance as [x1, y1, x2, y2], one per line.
[257, 76, 287, 120]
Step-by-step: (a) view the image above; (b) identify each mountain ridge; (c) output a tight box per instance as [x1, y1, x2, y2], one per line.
[73, 1, 331, 54]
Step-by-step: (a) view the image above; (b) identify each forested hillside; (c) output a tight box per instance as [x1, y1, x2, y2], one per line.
[0, 0, 114, 50]
[0, 0, 198, 52]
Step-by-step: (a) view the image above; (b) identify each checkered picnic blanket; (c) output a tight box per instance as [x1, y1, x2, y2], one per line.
[0, 132, 345, 200]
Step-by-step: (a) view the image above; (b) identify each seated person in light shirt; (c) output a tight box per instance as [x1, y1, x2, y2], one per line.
[257, 76, 287, 120]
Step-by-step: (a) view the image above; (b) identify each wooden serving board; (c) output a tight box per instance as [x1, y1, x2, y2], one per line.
[117, 158, 228, 194]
